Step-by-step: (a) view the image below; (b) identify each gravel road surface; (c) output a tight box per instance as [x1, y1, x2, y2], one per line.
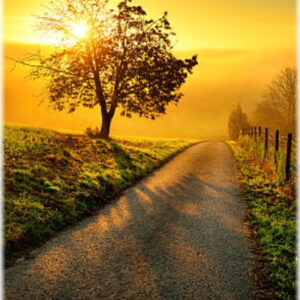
[5, 142, 252, 300]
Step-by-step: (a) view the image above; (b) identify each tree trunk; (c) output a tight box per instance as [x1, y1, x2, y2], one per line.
[99, 114, 112, 139]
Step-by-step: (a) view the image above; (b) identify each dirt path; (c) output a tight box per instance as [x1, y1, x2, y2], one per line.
[5, 142, 252, 299]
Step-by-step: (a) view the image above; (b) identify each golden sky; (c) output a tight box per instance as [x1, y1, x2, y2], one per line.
[4, 0, 296, 139]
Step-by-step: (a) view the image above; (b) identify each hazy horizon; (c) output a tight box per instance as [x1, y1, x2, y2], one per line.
[4, 0, 296, 139]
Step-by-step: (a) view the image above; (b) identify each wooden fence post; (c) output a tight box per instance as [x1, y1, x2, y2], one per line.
[264, 128, 269, 157]
[285, 133, 292, 182]
[258, 126, 262, 137]
[275, 130, 279, 165]
[254, 127, 257, 140]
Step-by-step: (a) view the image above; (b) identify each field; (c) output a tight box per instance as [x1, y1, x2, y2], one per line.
[4, 124, 198, 265]
[228, 141, 296, 300]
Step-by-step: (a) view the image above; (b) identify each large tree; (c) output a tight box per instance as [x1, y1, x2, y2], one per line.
[228, 103, 250, 140]
[19, 0, 198, 139]
[252, 68, 297, 133]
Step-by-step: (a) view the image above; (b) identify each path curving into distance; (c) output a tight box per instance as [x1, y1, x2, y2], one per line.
[5, 142, 252, 300]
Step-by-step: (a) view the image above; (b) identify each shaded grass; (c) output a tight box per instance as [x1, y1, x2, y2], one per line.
[4, 124, 199, 265]
[227, 141, 296, 300]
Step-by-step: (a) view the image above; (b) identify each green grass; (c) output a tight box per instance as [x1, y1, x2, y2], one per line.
[4, 124, 199, 264]
[227, 141, 296, 300]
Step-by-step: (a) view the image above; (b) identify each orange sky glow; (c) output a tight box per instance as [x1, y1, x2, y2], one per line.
[4, 0, 296, 139]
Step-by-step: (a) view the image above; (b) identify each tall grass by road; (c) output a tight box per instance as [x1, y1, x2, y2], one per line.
[239, 133, 296, 184]
[228, 141, 296, 300]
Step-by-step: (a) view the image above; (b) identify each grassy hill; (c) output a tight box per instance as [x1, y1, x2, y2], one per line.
[4, 124, 199, 265]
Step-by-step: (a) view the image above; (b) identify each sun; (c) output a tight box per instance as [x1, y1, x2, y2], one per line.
[69, 22, 88, 39]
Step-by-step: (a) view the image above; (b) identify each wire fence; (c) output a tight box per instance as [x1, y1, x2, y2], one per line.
[240, 126, 296, 184]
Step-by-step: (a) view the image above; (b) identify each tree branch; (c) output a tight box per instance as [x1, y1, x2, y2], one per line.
[5, 56, 94, 80]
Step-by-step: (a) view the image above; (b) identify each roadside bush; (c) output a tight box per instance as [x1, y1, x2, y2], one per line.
[85, 127, 100, 138]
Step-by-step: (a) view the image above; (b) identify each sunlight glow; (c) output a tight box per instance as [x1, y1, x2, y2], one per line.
[69, 22, 88, 39]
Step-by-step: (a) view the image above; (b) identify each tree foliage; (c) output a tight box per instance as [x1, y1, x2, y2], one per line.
[251, 68, 297, 133]
[228, 103, 250, 140]
[22, 0, 198, 138]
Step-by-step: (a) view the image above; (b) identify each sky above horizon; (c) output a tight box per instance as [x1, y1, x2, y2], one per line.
[4, 0, 296, 139]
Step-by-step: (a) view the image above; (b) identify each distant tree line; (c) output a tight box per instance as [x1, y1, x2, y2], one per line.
[251, 68, 296, 134]
[228, 103, 250, 140]
[228, 67, 297, 139]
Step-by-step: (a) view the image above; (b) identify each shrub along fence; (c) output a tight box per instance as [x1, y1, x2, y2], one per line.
[240, 126, 296, 184]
